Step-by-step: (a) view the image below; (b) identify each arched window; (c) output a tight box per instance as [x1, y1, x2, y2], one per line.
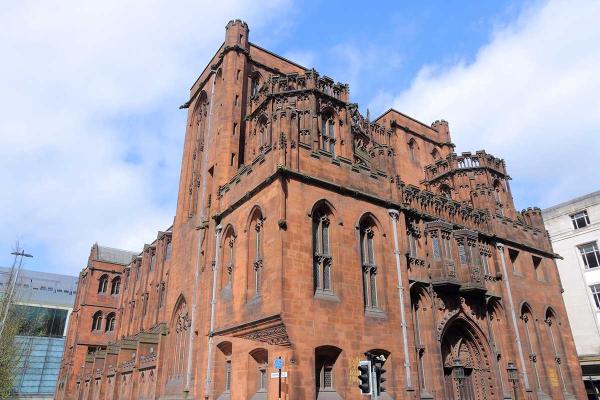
[105, 313, 116, 332]
[408, 139, 417, 162]
[359, 216, 379, 309]
[250, 73, 261, 97]
[169, 297, 190, 383]
[256, 115, 269, 150]
[312, 204, 333, 294]
[222, 226, 236, 290]
[98, 275, 108, 294]
[320, 111, 335, 154]
[249, 348, 268, 400]
[431, 148, 440, 160]
[521, 304, 545, 394]
[249, 209, 264, 297]
[315, 345, 342, 399]
[110, 277, 121, 295]
[545, 308, 574, 396]
[91, 311, 103, 331]
[217, 341, 232, 399]
[493, 180, 504, 217]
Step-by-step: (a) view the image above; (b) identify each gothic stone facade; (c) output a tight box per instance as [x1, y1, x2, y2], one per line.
[56, 20, 586, 400]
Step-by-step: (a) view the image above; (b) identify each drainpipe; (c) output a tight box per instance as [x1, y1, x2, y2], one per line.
[496, 243, 530, 391]
[204, 225, 222, 399]
[185, 70, 217, 393]
[388, 209, 412, 389]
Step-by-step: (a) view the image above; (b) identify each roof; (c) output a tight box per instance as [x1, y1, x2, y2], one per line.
[542, 190, 600, 219]
[95, 245, 138, 265]
[0, 266, 78, 308]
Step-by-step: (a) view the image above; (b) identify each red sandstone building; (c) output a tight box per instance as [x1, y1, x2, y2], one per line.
[56, 20, 585, 400]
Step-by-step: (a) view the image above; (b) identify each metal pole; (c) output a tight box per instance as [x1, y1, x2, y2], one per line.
[0, 248, 32, 337]
[278, 368, 281, 400]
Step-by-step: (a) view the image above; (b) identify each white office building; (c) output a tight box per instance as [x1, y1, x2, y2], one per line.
[543, 190, 600, 398]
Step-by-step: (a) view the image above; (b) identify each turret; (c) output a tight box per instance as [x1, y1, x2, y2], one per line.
[225, 19, 249, 50]
[522, 207, 544, 229]
[431, 119, 451, 142]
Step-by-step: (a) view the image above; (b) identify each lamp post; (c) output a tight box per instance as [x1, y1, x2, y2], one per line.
[452, 358, 465, 400]
[507, 362, 519, 400]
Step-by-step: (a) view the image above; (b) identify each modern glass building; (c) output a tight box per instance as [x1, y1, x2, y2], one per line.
[0, 266, 77, 399]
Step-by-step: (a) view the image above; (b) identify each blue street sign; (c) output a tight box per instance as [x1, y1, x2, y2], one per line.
[274, 357, 284, 370]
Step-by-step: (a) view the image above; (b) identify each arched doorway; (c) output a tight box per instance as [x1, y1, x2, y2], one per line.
[441, 317, 495, 400]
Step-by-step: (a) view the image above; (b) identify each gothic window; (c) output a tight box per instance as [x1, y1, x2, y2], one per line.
[110, 277, 121, 295]
[256, 116, 270, 150]
[250, 348, 268, 400]
[249, 209, 264, 297]
[98, 275, 108, 294]
[222, 226, 236, 290]
[142, 293, 149, 316]
[164, 240, 172, 261]
[250, 73, 261, 97]
[479, 244, 492, 275]
[408, 234, 418, 258]
[159, 283, 166, 309]
[217, 341, 232, 399]
[189, 92, 209, 217]
[431, 148, 440, 160]
[169, 297, 190, 382]
[408, 139, 417, 162]
[431, 235, 441, 260]
[509, 248, 520, 274]
[105, 313, 115, 332]
[544, 308, 574, 395]
[320, 111, 335, 155]
[315, 346, 342, 399]
[91, 311, 102, 332]
[149, 250, 156, 271]
[360, 216, 379, 309]
[521, 304, 542, 390]
[312, 204, 333, 294]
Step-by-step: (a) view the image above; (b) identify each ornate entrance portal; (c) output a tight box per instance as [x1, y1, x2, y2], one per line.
[441, 317, 496, 400]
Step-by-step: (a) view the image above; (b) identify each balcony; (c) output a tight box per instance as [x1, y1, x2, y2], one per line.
[424, 151, 507, 183]
[431, 259, 461, 291]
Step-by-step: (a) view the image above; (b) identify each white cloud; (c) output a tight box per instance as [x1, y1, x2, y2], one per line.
[391, 0, 600, 209]
[0, 0, 290, 274]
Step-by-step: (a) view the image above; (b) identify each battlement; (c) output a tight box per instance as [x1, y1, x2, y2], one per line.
[424, 150, 507, 182]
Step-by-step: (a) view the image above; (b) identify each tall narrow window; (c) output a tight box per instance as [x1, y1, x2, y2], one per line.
[408, 234, 418, 258]
[313, 205, 333, 294]
[249, 209, 264, 298]
[149, 250, 156, 271]
[591, 284, 600, 310]
[250, 73, 261, 97]
[360, 217, 379, 309]
[110, 277, 121, 295]
[431, 235, 441, 260]
[159, 283, 166, 308]
[98, 275, 108, 294]
[222, 226, 236, 290]
[169, 298, 189, 382]
[509, 248, 520, 274]
[91, 311, 102, 332]
[408, 139, 417, 162]
[250, 348, 268, 398]
[105, 313, 115, 332]
[142, 293, 148, 316]
[320, 112, 335, 155]
[480, 250, 490, 275]
[164, 240, 172, 261]
[315, 346, 342, 399]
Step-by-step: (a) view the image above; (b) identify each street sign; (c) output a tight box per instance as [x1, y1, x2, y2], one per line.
[271, 372, 288, 378]
[274, 357, 284, 370]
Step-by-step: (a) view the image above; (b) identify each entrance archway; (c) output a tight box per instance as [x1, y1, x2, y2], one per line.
[441, 317, 495, 400]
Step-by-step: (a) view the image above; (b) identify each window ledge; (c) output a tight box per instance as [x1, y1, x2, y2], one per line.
[314, 290, 340, 302]
[365, 307, 387, 320]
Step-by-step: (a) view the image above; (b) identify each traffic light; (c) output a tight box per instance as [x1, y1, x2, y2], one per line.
[373, 356, 386, 394]
[357, 360, 372, 395]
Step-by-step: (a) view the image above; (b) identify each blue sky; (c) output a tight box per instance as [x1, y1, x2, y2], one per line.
[1, 0, 599, 275]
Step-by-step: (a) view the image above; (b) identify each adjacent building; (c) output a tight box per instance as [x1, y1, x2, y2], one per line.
[56, 20, 586, 400]
[543, 190, 600, 398]
[0, 266, 78, 399]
